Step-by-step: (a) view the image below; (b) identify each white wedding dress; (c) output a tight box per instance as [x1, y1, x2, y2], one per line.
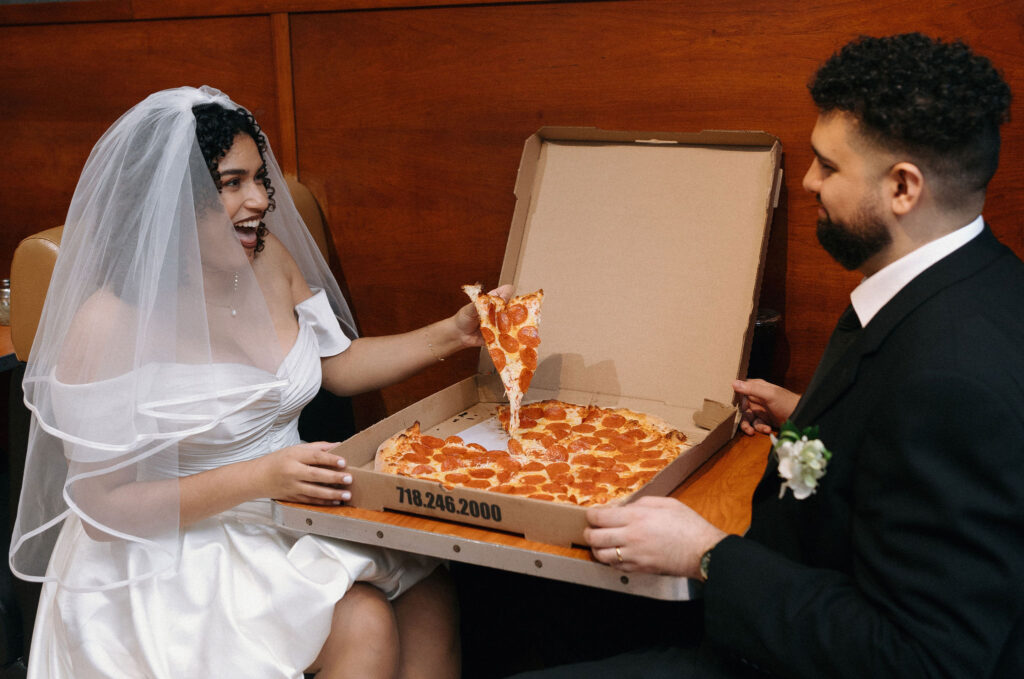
[27, 290, 438, 678]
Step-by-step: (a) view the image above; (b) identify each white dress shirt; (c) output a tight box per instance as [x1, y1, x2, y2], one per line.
[850, 215, 985, 327]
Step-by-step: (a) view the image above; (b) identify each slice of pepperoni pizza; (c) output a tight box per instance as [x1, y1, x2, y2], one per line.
[463, 283, 544, 437]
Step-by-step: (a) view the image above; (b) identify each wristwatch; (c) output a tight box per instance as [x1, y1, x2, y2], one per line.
[698, 547, 713, 582]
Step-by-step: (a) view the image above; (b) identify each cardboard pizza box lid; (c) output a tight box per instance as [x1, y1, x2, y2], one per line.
[485, 126, 782, 419]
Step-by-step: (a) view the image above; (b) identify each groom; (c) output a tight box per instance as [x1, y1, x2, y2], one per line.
[517, 33, 1024, 678]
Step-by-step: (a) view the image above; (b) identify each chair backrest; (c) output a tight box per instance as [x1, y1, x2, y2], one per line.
[10, 176, 330, 362]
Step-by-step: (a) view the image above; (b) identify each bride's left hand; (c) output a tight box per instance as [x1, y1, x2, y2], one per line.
[455, 284, 513, 347]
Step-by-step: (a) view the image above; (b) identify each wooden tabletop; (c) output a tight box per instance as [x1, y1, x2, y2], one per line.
[281, 431, 770, 564]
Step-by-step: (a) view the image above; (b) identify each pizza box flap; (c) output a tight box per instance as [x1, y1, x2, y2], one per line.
[480, 127, 782, 412]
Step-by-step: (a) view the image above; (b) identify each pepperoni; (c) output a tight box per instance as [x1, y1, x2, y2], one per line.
[522, 431, 549, 441]
[541, 483, 568, 494]
[466, 479, 492, 489]
[444, 473, 470, 483]
[602, 414, 627, 428]
[544, 444, 569, 462]
[508, 439, 524, 456]
[596, 443, 617, 453]
[489, 347, 506, 371]
[490, 484, 514, 494]
[522, 405, 544, 419]
[522, 460, 545, 472]
[571, 423, 596, 434]
[517, 325, 540, 347]
[411, 442, 433, 456]
[572, 453, 597, 467]
[401, 452, 430, 464]
[594, 428, 618, 439]
[542, 403, 566, 420]
[520, 474, 548, 485]
[487, 302, 497, 327]
[441, 455, 462, 471]
[613, 438, 639, 453]
[568, 439, 592, 453]
[519, 416, 538, 429]
[545, 421, 571, 434]
[480, 327, 495, 344]
[469, 468, 496, 479]
[546, 428, 570, 443]
[546, 462, 571, 476]
[496, 470, 513, 483]
[580, 436, 603, 446]
[497, 310, 512, 333]
[411, 464, 433, 475]
[519, 370, 534, 392]
[638, 448, 666, 459]
[467, 442, 486, 452]
[521, 347, 538, 370]
[499, 333, 519, 353]
[512, 485, 537, 496]
[528, 493, 554, 502]
[616, 453, 640, 464]
[625, 428, 646, 439]
[507, 304, 528, 324]
[593, 456, 616, 469]
[421, 435, 446, 449]
[640, 458, 670, 470]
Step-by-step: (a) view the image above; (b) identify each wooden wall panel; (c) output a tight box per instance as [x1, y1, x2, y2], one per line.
[2, 0, 1022, 419]
[291, 0, 1024, 412]
[0, 15, 282, 279]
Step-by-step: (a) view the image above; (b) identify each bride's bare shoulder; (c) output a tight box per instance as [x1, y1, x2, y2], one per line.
[258, 231, 314, 306]
[57, 289, 138, 381]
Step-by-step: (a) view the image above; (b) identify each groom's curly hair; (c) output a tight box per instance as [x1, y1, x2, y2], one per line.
[810, 33, 1011, 206]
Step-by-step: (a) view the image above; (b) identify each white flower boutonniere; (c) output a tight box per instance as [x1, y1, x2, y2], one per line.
[770, 421, 832, 500]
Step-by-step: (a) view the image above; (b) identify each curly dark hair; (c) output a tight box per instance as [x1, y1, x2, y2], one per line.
[810, 33, 1012, 206]
[192, 102, 276, 255]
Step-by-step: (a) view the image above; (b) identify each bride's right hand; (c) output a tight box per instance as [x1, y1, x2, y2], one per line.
[249, 442, 352, 505]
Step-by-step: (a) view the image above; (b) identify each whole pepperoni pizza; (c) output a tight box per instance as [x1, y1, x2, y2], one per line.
[375, 399, 690, 506]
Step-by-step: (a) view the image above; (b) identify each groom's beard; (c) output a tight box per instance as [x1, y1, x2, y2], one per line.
[816, 200, 892, 271]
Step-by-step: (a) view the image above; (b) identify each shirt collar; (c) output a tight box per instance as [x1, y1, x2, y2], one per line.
[850, 215, 984, 327]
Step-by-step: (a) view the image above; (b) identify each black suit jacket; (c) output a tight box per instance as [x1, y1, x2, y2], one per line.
[702, 227, 1024, 678]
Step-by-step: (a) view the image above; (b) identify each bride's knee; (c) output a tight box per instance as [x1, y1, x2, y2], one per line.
[334, 583, 399, 644]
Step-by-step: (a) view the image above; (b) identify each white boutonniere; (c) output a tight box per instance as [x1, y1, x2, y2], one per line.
[770, 421, 832, 500]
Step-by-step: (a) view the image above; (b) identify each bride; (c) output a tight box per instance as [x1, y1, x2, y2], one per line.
[9, 86, 501, 679]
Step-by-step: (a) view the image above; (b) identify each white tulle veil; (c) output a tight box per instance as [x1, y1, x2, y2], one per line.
[8, 86, 356, 590]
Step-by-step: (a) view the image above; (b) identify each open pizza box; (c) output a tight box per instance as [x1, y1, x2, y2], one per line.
[293, 127, 781, 549]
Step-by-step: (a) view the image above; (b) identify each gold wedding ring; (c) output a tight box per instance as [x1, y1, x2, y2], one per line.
[615, 546, 623, 563]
